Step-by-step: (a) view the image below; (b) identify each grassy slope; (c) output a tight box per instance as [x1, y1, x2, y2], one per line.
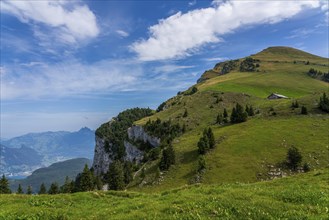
[132, 47, 328, 192]
[1, 169, 328, 219]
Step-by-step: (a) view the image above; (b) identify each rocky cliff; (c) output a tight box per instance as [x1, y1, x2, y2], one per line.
[127, 125, 161, 148]
[92, 125, 160, 176]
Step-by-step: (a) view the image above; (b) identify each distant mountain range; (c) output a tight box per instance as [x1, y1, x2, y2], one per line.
[10, 158, 92, 193]
[0, 127, 95, 178]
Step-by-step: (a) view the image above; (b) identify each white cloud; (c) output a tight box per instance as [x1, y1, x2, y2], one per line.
[285, 28, 315, 39]
[203, 57, 228, 62]
[0, 0, 99, 45]
[320, 0, 329, 24]
[153, 65, 195, 73]
[0, 59, 199, 100]
[116, 30, 129, 37]
[188, 0, 196, 7]
[131, 0, 321, 61]
[0, 59, 140, 100]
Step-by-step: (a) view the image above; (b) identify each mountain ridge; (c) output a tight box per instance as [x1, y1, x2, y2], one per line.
[1, 127, 95, 177]
[9, 158, 92, 193]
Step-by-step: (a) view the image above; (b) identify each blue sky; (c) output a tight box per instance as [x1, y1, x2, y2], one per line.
[1, 0, 328, 138]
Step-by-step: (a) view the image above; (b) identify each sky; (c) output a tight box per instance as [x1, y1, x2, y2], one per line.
[0, 0, 328, 138]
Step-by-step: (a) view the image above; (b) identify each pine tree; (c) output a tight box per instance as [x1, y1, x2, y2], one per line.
[319, 93, 329, 112]
[159, 144, 175, 171]
[79, 164, 94, 191]
[123, 161, 133, 184]
[197, 135, 209, 155]
[48, 182, 59, 194]
[17, 184, 23, 194]
[26, 185, 32, 195]
[245, 105, 250, 114]
[301, 106, 308, 115]
[230, 107, 237, 123]
[0, 174, 11, 194]
[94, 176, 103, 190]
[61, 176, 73, 193]
[247, 105, 255, 116]
[38, 183, 47, 194]
[207, 128, 215, 149]
[231, 103, 247, 123]
[197, 155, 206, 172]
[286, 146, 302, 171]
[108, 160, 125, 190]
[237, 103, 248, 122]
[223, 108, 228, 118]
[216, 113, 223, 125]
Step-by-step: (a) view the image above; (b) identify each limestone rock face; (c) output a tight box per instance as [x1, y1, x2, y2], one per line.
[92, 136, 113, 176]
[92, 125, 160, 177]
[127, 125, 161, 147]
[124, 141, 143, 162]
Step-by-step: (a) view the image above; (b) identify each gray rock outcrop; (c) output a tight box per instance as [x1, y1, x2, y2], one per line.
[92, 136, 113, 176]
[92, 125, 160, 176]
[127, 125, 161, 147]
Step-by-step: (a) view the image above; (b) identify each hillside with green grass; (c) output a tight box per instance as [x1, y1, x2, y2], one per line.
[1, 169, 328, 219]
[130, 46, 328, 192]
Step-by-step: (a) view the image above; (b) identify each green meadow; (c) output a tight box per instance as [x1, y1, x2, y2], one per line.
[1, 169, 328, 219]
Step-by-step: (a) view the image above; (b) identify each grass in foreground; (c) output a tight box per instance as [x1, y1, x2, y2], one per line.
[1, 169, 328, 219]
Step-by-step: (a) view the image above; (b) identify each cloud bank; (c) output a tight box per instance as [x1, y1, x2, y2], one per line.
[0, 0, 99, 45]
[131, 0, 321, 61]
[0, 60, 139, 100]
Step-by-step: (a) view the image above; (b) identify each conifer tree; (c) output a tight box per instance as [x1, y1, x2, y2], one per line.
[94, 176, 103, 190]
[231, 103, 248, 123]
[108, 160, 125, 190]
[319, 93, 329, 112]
[61, 176, 73, 193]
[197, 135, 209, 155]
[26, 185, 32, 195]
[230, 107, 237, 123]
[286, 146, 302, 171]
[301, 106, 308, 115]
[247, 105, 255, 116]
[79, 164, 94, 191]
[123, 161, 133, 184]
[197, 155, 206, 172]
[207, 128, 215, 149]
[17, 184, 23, 194]
[216, 113, 223, 124]
[223, 108, 228, 118]
[0, 174, 11, 194]
[245, 105, 250, 114]
[38, 183, 47, 194]
[48, 182, 59, 194]
[159, 144, 175, 171]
